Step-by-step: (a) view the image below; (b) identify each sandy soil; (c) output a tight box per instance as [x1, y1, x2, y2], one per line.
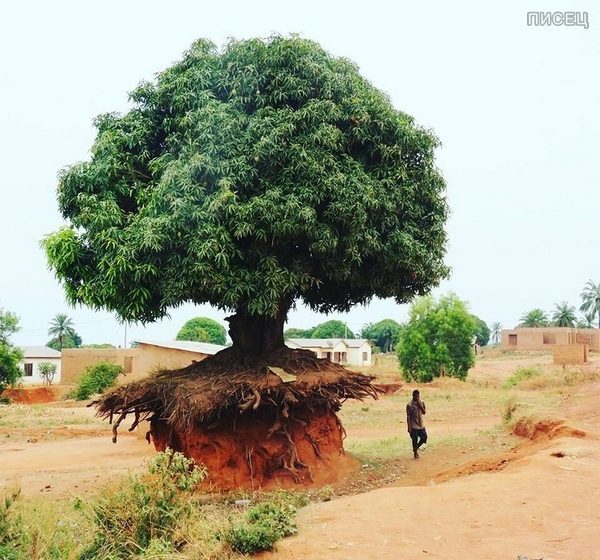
[263, 381, 600, 560]
[0, 355, 599, 560]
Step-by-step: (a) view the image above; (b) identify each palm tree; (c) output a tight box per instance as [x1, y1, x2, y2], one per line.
[490, 322, 502, 344]
[48, 313, 76, 350]
[576, 312, 595, 329]
[518, 308, 549, 328]
[551, 301, 576, 327]
[580, 280, 600, 329]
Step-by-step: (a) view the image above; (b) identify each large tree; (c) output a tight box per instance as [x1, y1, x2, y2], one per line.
[552, 301, 577, 328]
[176, 317, 227, 345]
[0, 308, 23, 392]
[397, 295, 475, 382]
[43, 37, 448, 357]
[43, 37, 448, 487]
[580, 280, 600, 329]
[361, 319, 402, 352]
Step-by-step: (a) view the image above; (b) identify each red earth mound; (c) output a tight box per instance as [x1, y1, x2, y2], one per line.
[3, 387, 56, 404]
[150, 404, 358, 490]
[512, 417, 586, 441]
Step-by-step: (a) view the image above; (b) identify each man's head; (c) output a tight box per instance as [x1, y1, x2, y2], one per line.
[412, 389, 420, 400]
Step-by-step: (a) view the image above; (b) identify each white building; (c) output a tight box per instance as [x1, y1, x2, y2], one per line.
[18, 346, 62, 385]
[286, 338, 372, 366]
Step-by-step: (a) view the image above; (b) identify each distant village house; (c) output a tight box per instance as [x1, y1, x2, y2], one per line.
[286, 338, 372, 366]
[19, 346, 62, 385]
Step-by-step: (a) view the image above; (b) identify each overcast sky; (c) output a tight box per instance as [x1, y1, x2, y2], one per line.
[1, 0, 598, 347]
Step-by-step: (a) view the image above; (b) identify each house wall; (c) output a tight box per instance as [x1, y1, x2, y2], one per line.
[20, 357, 61, 385]
[60, 345, 210, 385]
[501, 328, 600, 352]
[553, 344, 588, 365]
[347, 344, 372, 366]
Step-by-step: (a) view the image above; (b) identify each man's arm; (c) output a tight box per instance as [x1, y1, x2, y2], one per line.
[419, 400, 426, 415]
[406, 404, 411, 433]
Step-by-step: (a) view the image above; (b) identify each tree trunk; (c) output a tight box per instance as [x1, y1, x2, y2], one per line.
[226, 302, 291, 356]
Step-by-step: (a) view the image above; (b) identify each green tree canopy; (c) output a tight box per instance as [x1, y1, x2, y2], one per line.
[176, 317, 227, 345]
[0, 308, 23, 392]
[397, 294, 475, 382]
[552, 301, 577, 327]
[580, 280, 600, 329]
[283, 327, 314, 340]
[43, 36, 448, 356]
[47, 331, 82, 351]
[471, 315, 490, 346]
[310, 320, 354, 339]
[361, 319, 402, 352]
[518, 308, 549, 328]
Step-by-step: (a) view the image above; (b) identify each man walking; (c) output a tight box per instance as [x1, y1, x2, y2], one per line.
[406, 389, 427, 459]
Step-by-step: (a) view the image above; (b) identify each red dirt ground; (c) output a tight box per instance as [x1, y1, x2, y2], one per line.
[3, 387, 56, 404]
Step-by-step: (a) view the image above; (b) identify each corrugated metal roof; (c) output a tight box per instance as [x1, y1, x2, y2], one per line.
[135, 340, 227, 355]
[19, 346, 61, 358]
[286, 338, 370, 349]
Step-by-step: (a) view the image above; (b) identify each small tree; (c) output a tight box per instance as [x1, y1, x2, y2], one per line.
[490, 321, 502, 344]
[0, 308, 23, 392]
[518, 308, 549, 328]
[471, 315, 490, 346]
[361, 319, 402, 352]
[47, 313, 80, 350]
[176, 317, 227, 345]
[38, 362, 57, 386]
[310, 320, 354, 339]
[397, 294, 475, 382]
[580, 280, 600, 329]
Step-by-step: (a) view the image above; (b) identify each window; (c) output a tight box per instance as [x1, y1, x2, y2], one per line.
[508, 334, 517, 346]
[23, 363, 33, 376]
[362, 352, 368, 362]
[543, 333, 556, 345]
[324, 352, 332, 361]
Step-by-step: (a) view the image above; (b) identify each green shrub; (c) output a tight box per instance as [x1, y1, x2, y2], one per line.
[81, 449, 206, 559]
[73, 361, 124, 400]
[223, 500, 297, 554]
[0, 487, 25, 560]
[503, 367, 542, 389]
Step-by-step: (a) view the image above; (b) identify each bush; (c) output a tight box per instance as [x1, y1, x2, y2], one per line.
[503, 367, 542, 389]
[82, 449, 206, 559]
[72, 362, 124, 400]
[223, 501, 297, 554]
[0, 487, 25, 560]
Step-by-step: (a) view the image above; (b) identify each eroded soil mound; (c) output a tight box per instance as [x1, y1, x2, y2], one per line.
[512, 417, 586, 441]
[151, 404, 356, 490]
[3, 387, 56, 404]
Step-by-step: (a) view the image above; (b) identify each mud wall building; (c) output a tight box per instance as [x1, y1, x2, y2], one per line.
[61, 340, 226, 385]
[500, 327, 600, 352]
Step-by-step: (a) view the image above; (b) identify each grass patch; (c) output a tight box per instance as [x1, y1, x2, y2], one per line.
[503, 367, 542, 388]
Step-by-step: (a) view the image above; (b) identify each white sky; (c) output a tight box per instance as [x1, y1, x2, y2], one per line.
[1, 0, 598, 346]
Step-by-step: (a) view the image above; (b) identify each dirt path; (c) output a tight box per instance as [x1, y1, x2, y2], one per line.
[0, 433, 154, 497]
[263, 381, 600, 560]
